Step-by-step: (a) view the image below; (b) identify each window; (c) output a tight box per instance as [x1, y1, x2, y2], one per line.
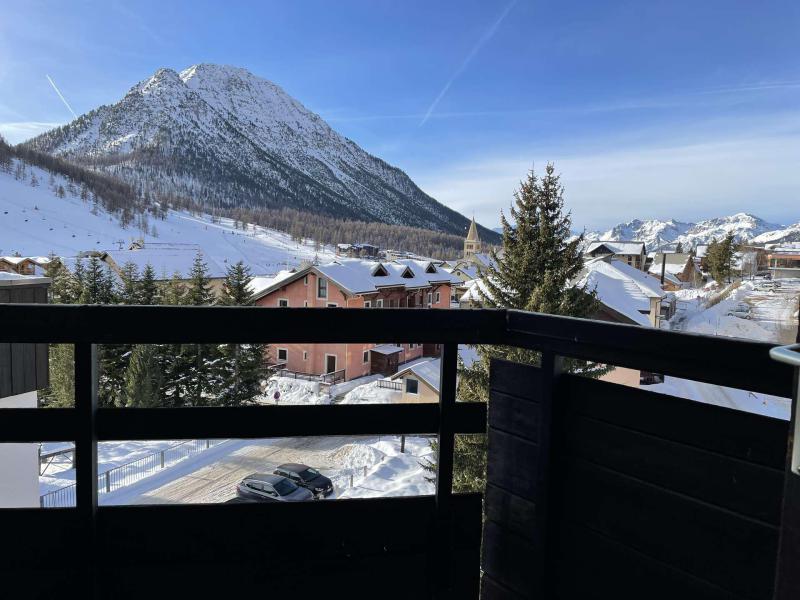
[277, 348, 288, 362]
[389, 298, 398, 308]
[363, 300, 371, 308]
[303, 275, 308, 286]
[435, 291, 440, 304]
[303, 351, 308, 361]
[376, 299, 384, 308]
[303, 300, 308, 307]
[317, 277, 328, 299]
[327, 302, 338, 308]
[363, 350, 369, 364]
[427, 292, 432, 307]
[278, 298, 289, 307]
[405, 379, 419, 395]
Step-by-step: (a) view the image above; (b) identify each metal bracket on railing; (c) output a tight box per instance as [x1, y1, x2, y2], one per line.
[769, 343, 800, 367]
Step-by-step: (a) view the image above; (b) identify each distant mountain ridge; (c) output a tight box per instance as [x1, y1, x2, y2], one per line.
[24, 64, 498, 242]
[583, 213, 800, 251]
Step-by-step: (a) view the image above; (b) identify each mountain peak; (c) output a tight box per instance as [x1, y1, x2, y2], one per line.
[586, 213, 795, 250]
[24, 64, 498, 242]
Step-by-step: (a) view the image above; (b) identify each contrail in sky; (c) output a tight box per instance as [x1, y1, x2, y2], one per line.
[46, 74, 78, 119]
[420, 0, 517, 127]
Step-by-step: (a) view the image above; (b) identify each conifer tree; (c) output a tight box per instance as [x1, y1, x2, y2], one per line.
[39, 259, 81, 407]
[118, 262, 140, 304]
[706, 232, 736, 284]
[138, 264, 160, 305]
[216, 261, 267, 406]
[426, 164, 605, 492]
[181, 253, 218, 406]
[123, 344, 163, 408]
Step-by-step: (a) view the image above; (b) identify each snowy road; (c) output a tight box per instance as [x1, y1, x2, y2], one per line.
[104, 436, 374, 505]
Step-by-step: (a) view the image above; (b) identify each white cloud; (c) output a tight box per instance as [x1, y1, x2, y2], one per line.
[0, 122, 62, 144]
[417, 117, 800, 230]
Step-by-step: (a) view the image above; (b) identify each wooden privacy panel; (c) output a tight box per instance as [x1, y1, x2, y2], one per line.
[483, 359, 788, 600]
[0, 283, 49, 397]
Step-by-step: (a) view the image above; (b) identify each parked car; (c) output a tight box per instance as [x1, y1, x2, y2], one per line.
[274, 463, 334, 498]
[236, 473, 314, 502]
[727, 302, 751, 319]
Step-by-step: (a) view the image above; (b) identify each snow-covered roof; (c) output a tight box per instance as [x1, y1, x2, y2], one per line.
[392, 358, 441, 392]
[0, 272, 50, 286]
[586, 241, 646, 256]
[0, 256, 51, 266]
[647, 253, 695, 277]
[472, 253, 494, 268]
[103, 246, 228, 279]
[459, 279, 491, 304]
[253, 258, 460, 299]
[247, 270, 297, 296]
[578, 258, 664, 326]
[371, 344, 403, 355]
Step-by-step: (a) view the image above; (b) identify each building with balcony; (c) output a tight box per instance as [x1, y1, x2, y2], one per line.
[252, 258, 460, 380]
[767, 243, 800, 279]
[586, 240, 647, 270]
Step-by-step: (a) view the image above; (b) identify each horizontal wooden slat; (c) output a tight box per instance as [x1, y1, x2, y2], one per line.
[482, 519, 540, 597]
[94, 403, 486, 440]
[0, 495, 482, 599]
[563, 414, 785, 524]
[0, 409, 78, 442]
[554, 520, 746, 600]
[564, 375, 789, 469]
[488, 390, 542, 441]
[487, 428, 539, 501]
[484, 484, 537, 542]
[507, 310, 795, 398]
[559, 458, 779, 599]
[489, 358, 540, 400]
[0, 304, 508, 344]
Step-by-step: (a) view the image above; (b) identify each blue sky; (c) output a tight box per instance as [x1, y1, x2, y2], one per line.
[1, 0, 798, 230]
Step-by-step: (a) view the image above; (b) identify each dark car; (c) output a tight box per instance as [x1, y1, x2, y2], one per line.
[236, 473, 314, 503]
[274, 463, 334, 498]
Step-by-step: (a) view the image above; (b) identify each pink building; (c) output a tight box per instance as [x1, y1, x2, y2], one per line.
[252, 259, 461, 381]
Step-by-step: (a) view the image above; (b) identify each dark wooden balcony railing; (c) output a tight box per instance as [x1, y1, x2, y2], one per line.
[0, 304, 798, 600]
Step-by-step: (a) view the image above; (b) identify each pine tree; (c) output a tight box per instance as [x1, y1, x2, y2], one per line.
[39, 259, 81, 407]
[180, 253, 219, 406]
[675, 241, 684, 253]
[426, 164, 606, 493]
[706, 233, 736, 284]
[118, 262, 140, 304]
[138, 264, 160, 305]
[123, 344, 163, 408]
[185, 252, 214, 306]
[79, 257, 116, 304]
[215, 261, 267, 406]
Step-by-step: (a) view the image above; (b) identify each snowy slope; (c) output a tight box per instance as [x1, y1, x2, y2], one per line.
[0, 159, 334, 275]
[584, 213, 796, 250]
[25, 64, 494, 240]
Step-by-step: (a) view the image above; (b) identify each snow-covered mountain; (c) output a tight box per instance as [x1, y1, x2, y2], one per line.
[584, 213, 799, 251]
[0, 156, 334, 275]
[25, 64, 495, 240]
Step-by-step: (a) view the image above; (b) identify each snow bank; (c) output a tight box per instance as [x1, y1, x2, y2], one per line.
[339, 380, 400, 404]
[338, 436, 434, 498]
[648, 377, 790, 420]
[260, 376, 330, 405]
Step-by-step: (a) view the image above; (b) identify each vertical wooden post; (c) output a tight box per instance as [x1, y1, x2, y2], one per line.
[481, 353, 564, 599]
[774, 361, 800, 600]
[74, 342, 98, 597]
[434, 342, 457, 597]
